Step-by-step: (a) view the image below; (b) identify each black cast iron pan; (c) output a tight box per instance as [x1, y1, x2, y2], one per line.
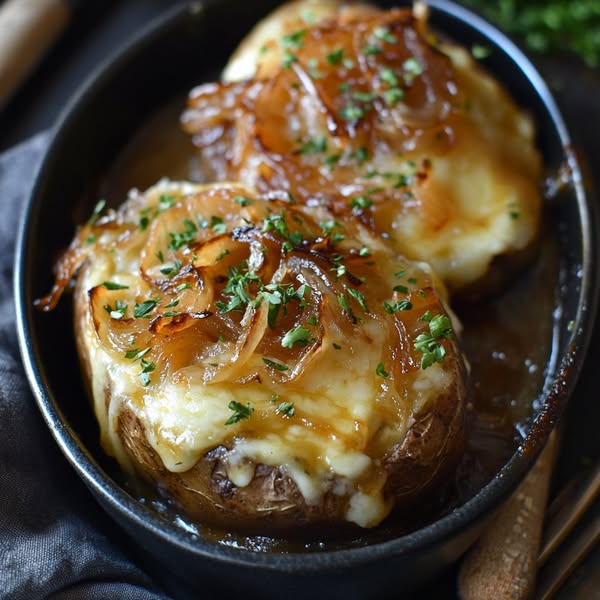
[14, 1, 599, 598]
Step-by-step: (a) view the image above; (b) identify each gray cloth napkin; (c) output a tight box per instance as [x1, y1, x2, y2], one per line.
[0, 134, 169, 600]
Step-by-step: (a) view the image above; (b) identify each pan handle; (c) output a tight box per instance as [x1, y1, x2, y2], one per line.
[0, 0, 71, 110]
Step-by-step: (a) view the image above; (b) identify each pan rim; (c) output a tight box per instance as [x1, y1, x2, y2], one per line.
[13, 0, 599, 572]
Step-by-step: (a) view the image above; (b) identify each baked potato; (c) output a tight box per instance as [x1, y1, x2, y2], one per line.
[37, 180, 467, 532]
[181, 0, 543, 299]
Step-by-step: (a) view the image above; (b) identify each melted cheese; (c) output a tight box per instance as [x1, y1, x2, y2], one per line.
[79, 180, 460, 527]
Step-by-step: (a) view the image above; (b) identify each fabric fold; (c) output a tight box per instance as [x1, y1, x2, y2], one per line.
[0, 133, 168, 600]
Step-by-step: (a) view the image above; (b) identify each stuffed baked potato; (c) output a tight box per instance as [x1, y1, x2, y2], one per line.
[182, 0, 542, 298]
[38, 180, 467, 532]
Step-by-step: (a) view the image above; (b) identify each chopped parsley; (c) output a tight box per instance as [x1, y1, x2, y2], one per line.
[382, 87, 405, 107]
[134, 298, 159, 318]
[215, 262, 261, 313]
[139, 359, 155, 386]
[379, 66, 399, 87]
[262, 213, 305, 249]
[168, 218, 198, 250]
[326, 48, 345, 65]
[87, 199, 106, 225]
[281, 29, 307, 50]
[281, 326, 312, 348]
[124, 347, 154, 386]
[276, 401, 295, 418]
[124, 347, 151, 360]
[225, 400, 254, 425]
[280, 28, 306, 69]
[210, 215, 227, 234]
[376, 362, 389, 378]
[363, 43, 383, 55]
[159, 260, 182, 278]
[259, 283, 310, 329]
[393, 284, 409, 294]
[101, 281, 129, 290]
[347, 287, 369, 313]
[340, 104, 367, 121]
[216, 258, 309, 328]
[403, 57, 423, 82]
[320, 219, 345, 242]
[139, 194, 175, 231]
[282, 51, 298, 69]
[337, 293, 359, 323]
[349, 195, 373, 212]
[299, 135, 327, 154]
[352, 91, 377, 103]
[383, 299, 413, 313]
[414, 313, 453, 369]
[215, 249, 230, 262]
[324, 153, 342, 167]
[104, 299, 128, 320]
[262, 358, 290, 371]
[373, 26, 397, 44]
[234, 195, 253, 207]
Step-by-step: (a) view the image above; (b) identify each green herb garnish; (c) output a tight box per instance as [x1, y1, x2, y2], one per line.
[376, 362, 389, 378]
[234, 195, 253, 207]
[281, 326, 312, 348]
[326, 48, 345, 65]
[349, 195, 373, 212]
[262, 358, 290, 371]
[104, 299, 128, 320]
[299, 135, 327, 154]
[414, 313, 453, 369]
[225, 400, 254, 425]
[374, 26, 397, 44]
[276, 401, 295, 417]
[168, 218, 198, 250]
[87, 200, 106, 225]
[134, 299, 159, 318]
[139, 359, 155, 386]
[383, 299, 413, 313]
[101, 281, 129, 290]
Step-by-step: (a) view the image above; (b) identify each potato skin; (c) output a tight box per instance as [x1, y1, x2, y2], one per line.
[116, 407, 351, 533]
[112, 387, 466, 534]
[383, 362, 466, 505]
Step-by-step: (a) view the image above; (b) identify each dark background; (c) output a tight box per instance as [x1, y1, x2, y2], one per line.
[0, 0, 180, 151]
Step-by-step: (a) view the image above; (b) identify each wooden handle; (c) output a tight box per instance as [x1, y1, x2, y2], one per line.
[0, 0, 70, 109]
[458, 431, 560, 600]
